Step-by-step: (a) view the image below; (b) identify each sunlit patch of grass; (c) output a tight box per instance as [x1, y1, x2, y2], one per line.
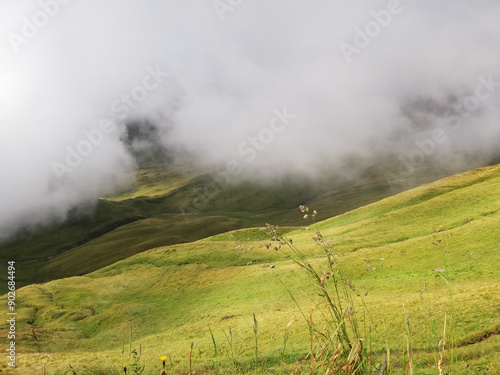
[104, 165, 201, 201]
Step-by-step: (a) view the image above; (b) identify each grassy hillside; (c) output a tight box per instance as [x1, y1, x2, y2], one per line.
[1, 161, 459, 291]
[1, 163, 499, 374]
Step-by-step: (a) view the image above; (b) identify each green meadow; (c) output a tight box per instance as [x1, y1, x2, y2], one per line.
[1, 161, 452, 290]
[1, 163, 499, 374]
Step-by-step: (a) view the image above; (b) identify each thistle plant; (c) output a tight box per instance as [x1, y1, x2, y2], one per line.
[130, 349, 144, 375]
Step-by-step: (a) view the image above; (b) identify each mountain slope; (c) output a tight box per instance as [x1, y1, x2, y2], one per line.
[1, 163, 499, 374]
[2, 161, 463, 290]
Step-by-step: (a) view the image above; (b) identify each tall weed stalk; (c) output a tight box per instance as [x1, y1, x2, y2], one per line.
[262, 206, 368, 374]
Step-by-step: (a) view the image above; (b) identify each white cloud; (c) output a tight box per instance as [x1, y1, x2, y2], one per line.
[0, 0, 499, 236]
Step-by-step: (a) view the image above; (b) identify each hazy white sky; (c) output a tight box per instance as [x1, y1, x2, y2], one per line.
[0, 0, 499, 237]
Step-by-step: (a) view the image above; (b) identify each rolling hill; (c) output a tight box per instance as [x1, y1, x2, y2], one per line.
[1, 163, 499, 374]
[0, 160, 482, 292]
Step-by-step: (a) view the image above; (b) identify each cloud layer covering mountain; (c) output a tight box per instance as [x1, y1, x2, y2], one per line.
[0, 0, 499, 237]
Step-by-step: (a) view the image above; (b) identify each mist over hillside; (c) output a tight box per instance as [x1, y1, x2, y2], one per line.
[1, 0, 500, 239]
